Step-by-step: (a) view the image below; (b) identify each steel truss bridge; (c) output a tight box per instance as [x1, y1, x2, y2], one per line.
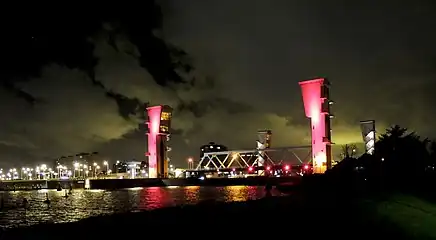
[195, 146, 312, 170]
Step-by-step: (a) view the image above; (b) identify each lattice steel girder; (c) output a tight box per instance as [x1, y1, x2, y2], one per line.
[196, 146, 312, 170]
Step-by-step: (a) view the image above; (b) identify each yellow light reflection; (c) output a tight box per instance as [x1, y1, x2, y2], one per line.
[87, 189, 104, 193]
[223, 186, 251, 202]
[183, 186, 200, 203]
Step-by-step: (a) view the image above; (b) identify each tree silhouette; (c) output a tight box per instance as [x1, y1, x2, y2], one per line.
[376, 126, 429, 181]
[340, 144, 358, 159]
[428, 141, 436, 162]
[330, 125, 435, 191]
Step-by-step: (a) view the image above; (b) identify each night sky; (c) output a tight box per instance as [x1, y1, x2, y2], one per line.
[1, 1, 435, 167]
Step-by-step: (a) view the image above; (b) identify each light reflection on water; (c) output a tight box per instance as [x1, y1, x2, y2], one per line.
[0, 186, 281, 228]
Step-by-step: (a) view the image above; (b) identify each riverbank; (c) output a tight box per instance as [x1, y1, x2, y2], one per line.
[0, 176, 301, 191]
[2, 171, 435, 239]
[90, 176, 301, 189]
[0, 179, 84, 191]
[2, 188, 428, 239]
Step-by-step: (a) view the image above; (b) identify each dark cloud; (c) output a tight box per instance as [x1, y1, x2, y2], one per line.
[92, 30, 312, 163]
[0, 64, 138, 166]
[1, 1, 435, 168]
[0, 24, 312, 168]
[159, 0, 436, 139]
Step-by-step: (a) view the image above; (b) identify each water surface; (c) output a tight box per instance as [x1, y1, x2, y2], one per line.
[0, 186, 281, 228]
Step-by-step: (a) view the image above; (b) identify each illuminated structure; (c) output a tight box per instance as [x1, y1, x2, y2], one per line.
[146, 105, 173, 178]
[196, 145, 311, 170]
[199, 142, 228, 168]
[360, 120, 375, 155]
[127, 161, 142, 179]
[299, 78, 333, 174]
[54, 152, 99, 170]
[200, 142, 228, 158]
[256, 130, 272, 167]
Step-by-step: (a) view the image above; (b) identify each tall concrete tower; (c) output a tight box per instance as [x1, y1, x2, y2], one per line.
[299, 78, 333, 174]
[146, 105, 173, 178]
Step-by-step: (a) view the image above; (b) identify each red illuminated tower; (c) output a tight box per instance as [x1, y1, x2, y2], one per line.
[146, 105, 173, 178]
[299, 78, 333, 174]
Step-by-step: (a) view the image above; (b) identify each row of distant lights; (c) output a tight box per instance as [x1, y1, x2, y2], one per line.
[0, 168, 19, 180]
[68, 161, 107, 170]
[246, 165, 309, 172]
[0, 161, 110, 180]
[204, 164, 310, 172]
[201, 145, 222, 151]
[0, 164, 51, 180]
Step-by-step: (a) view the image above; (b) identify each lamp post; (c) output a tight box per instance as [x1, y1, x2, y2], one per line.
[74, 162, 79, 178]
[57, 165, 62, 178]
[83, 164, 88, 178]
[188, 157, 193, 169]
[103, 161, 108, 174]
[93, 162, 97, 178]
[96, 165, 100, 178]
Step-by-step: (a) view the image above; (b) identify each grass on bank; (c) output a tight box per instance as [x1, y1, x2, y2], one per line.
[368, 194, 436, 239]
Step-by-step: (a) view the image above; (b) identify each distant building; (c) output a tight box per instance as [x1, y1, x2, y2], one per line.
[52, 152, 109, 178]
[199, 142, 228, 168]
[200, 142, 228, 158]
[113, 160, 147, 178]
[53, 152, 102, 169]
[113, 161, 128, 173]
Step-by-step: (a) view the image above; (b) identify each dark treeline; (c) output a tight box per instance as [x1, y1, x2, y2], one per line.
[328, 125, 436, 198]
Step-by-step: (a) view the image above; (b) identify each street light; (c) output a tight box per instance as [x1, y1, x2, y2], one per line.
[103, 161, 108, 174]
[57, 165, 62, 178]
[188, 157, 193, 169]
[74, 162, 80, 178]
[92, 163, 97, 178]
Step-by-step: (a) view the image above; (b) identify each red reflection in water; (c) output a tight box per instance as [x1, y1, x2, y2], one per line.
[138, 187, 171, 209]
